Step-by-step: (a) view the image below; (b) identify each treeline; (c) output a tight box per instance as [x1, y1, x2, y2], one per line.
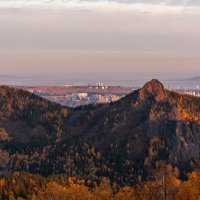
[0, 161, 200, 200]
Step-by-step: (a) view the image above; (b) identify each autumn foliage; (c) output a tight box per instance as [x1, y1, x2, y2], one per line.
[0, 161, 199, 200]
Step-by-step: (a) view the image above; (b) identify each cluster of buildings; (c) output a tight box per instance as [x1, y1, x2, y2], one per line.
[174, 87, 200, 97]
[23, 82, 126, 108]
[183, 90, 200, 97]
[65, 92, 122, 107]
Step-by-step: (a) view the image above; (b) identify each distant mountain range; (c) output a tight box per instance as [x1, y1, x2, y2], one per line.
[0, 79, 200, 185]
[188, 76, 200, 81]
[175, 76, 200, 81]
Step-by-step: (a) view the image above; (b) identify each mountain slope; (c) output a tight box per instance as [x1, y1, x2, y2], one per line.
[0, 80, 200, 185]
[64, 79, 200, 164]
[0, 86, 70, 143]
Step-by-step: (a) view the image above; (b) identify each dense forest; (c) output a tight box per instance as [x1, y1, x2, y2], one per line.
[0, 161, 200, 200]
[1, 80, 200, 198]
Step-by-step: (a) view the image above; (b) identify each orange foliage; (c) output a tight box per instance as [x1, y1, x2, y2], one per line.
[3, 169, 200, 200]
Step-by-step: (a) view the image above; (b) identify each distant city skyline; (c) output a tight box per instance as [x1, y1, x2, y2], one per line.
[0, 0, 200, 79]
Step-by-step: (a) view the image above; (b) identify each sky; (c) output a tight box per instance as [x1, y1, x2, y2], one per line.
[0, 0, 200, 82]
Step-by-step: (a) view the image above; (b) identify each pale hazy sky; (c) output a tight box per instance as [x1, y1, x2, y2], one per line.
[0, 0, 200, 80]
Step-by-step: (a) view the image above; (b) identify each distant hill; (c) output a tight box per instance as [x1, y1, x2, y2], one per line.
[180, 76, 200, 81]
[1, 80, 200, 185]
[190, 76, 200, 81]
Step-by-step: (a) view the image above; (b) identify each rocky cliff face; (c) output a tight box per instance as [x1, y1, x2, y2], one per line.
[138, 79, 167, 102]
[142, 80, 200, 165]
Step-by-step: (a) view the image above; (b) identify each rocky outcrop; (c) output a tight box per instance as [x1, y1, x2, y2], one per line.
[138, 79, 167, 102]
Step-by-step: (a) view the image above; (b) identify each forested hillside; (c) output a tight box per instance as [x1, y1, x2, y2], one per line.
[1, 80, 200, 199]
[0, 161, 200, 200]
